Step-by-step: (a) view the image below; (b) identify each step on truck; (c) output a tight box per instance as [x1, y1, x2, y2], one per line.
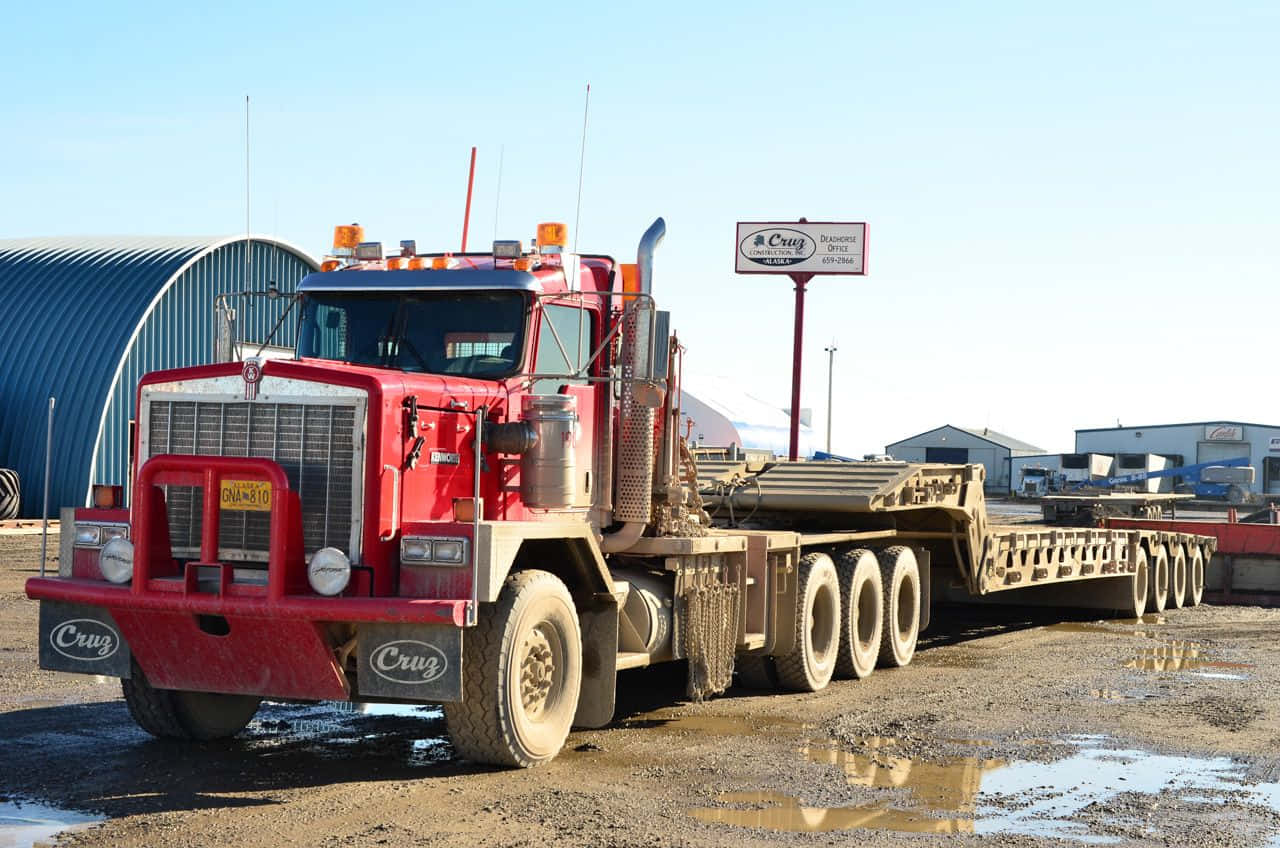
[26, 219, 1217, 767]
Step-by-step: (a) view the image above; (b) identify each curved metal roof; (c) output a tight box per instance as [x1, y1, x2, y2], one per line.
[0, 235, 317, 517]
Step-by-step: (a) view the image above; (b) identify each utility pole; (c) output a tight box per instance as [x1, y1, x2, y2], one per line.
[824, 341, 837, 454]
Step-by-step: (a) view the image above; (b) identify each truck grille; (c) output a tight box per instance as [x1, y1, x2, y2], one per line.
[147, 400, 361, 560]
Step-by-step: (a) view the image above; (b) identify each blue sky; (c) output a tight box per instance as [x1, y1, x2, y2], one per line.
[3, 1, 1277, 455]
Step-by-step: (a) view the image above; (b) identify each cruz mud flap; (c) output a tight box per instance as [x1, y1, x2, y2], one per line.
[38, 601, 132, 678]
[358, 623, 463, 701]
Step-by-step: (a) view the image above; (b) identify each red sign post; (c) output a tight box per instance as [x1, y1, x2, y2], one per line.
[735, 219, 867, 460]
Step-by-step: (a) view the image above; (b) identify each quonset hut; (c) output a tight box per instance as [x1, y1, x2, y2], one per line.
[0, 236, 317, 517]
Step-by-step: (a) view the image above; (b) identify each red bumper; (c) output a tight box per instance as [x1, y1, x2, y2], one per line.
[26, 454, 469, 701]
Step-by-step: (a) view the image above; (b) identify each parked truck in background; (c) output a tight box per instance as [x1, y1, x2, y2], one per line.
[25, 219, 1218, 767]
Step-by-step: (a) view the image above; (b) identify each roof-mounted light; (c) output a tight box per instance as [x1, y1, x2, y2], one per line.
[399, 239, 417, 257]
[354, 242, 383, 261]
[386, 256, 407, 270]
[333, 224, 363, 256]
[536, 222, 567, 253]
[408, 256, 429, 270]
[493, 240, 522, 260]
[431, 255, 453, 270]
[320, 259, 341, 272]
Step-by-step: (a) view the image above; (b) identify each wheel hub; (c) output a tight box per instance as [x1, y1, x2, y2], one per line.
[519, 626, 556, 718]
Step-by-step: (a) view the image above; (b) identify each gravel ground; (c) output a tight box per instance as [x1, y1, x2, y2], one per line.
[3, 532, 1280, 847]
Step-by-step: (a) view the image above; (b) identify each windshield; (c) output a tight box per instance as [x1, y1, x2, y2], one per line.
[296, 291, 527, 377]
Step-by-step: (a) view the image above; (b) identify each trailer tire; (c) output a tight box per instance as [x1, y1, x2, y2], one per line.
[445, 569, 581, 768]
[1147, 543, 1169, 615]
[1168, 544, 1188, 609]
[0, 468, 18, 520]
[735, 655, 779, 690]
[1188, 547, 1205, 607]
[1123, 548, 1149, 618]
[876, 546, 920, 669]
[834, 548, 882, 680]
[774, 552, 840, 692]
[122, 661, 261, 740]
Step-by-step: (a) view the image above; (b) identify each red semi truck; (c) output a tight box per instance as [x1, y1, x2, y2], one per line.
[26, 219, 1216, 767]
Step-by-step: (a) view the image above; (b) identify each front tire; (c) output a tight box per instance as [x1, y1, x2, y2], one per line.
[122, 661, 261, 741]
[774, 553, 841, 692]
[445, 570, 582, 768]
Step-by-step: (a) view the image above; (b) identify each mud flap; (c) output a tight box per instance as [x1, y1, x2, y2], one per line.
[358, 622, 463, 702]
[573, 601, 619, 729]
[38, 601, 131, 679]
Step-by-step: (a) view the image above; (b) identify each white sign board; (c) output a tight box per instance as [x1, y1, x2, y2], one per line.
[735, 222, 866, 275]
[1204, 424, 1243, 441]
[1269, 437, 1280, 452]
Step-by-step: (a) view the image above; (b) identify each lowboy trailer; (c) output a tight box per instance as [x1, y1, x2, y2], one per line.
[26, 219, 1216, 767]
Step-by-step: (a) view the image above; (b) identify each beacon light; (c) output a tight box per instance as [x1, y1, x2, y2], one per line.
[537, 222, 567, 251]
[333, 224, 363, 254]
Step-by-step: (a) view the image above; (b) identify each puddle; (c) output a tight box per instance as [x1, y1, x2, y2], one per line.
[1125, 641, 1252, 676]
[0, 799, 102, 848]
[690, 735, 1280, 842]
[245, 701, 448, 764]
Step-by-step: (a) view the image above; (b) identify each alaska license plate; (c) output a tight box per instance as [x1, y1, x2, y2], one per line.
[220, 479, 272, 511]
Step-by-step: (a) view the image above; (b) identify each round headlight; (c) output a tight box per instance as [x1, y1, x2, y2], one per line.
[100, 537, 135, 584]
[308, 547, 351, 596]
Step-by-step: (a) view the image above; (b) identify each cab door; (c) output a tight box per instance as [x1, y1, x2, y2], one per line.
[531, 302, 598, 508]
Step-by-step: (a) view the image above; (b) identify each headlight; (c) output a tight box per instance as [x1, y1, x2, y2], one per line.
[101, 525, 129, 543]
[99, 537, 135, 584]
[400, 538, 432, 563]
[431, 539, 465, 564]
[400, 536, 467, 566]
[308, 547, 351, 596]
[75, 525, 102, 547]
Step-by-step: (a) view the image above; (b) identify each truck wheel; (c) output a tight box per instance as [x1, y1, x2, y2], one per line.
[0, 468, 18, 520]
[1187, 547, 1205, 606]
[122, 661, 261, 740]
[735, 654, 778, 690]
[774, 553, 841, 692]
[1123, 548, 1149, 618]
[1168, 545, 1188, 609]
[834, 548, 882, 680]
[877, 547, 921, 668]
[445, 569, 582, 768]
[1147, 544, 1169, 614]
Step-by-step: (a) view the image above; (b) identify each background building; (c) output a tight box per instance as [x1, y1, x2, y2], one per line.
[886, 425, 1045, 492]
[681, 374, 813, 458]
[0, 236, 317, 517]
[1075, 421, 1280, 497]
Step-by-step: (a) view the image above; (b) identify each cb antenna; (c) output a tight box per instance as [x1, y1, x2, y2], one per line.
[492, 144, 505, 242]
[244, 95, 252, 293]
[572, 84, 590, 255]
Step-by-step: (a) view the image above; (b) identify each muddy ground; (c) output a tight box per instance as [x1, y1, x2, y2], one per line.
[3, 531, 1280, 847]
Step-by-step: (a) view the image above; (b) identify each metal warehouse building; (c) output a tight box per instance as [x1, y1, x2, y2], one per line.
[886, 424, 1045, 492]
[1076, 421, 1280, 498]
[0, 236, 317, 517]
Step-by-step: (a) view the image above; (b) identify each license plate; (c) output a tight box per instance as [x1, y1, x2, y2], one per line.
[220, 479, 272, 511]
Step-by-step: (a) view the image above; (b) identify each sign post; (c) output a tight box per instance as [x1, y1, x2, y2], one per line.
[735, 219, 866, 460]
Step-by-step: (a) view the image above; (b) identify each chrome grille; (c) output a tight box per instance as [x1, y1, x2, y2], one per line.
[147, 400, 360, 560]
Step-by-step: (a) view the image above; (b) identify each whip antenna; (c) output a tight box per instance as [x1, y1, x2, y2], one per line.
[572, 84, 590, 254]
[492, 144, 505, 242]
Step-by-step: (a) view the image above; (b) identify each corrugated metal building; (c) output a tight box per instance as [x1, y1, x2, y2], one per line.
[0, 236, 317, 517]
[885, 424, 1045, 492]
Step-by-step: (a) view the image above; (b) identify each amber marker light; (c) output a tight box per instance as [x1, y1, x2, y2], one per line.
[320, 259, 341, 272]
[620, 263, 640, 294]
[453, 498, 476, 523]
[513, 257, 533, 271]
[408, 256, 428, 270]
[431, 256, 449, 270]
[537, 222, 567, 250]
[386, 257, 406, 270]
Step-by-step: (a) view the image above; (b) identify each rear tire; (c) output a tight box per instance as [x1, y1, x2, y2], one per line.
[834, 548, 882, 680]
[1188, 546, 1205, 606]
[445, 569, 582, 768]
[876, 547, 921, 668]
[122, 661, 261, 741]
[1147, 544, 1169, 614]
[774, 553, 841, 692]
[0, 468, 18, 520]
[1168, 545, 1188, 609]
[1124, 548, 1149, 618]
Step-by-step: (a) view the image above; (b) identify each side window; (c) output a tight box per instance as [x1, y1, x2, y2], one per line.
[313, 302, 348, 360]
[533, 305, 592, 394]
